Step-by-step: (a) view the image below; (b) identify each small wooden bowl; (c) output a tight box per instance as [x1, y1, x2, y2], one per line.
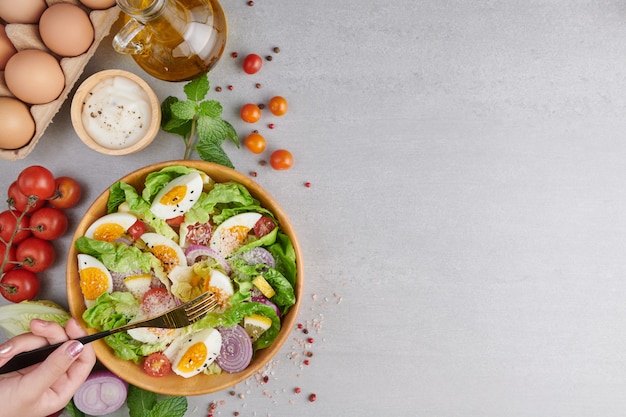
[70, 69, 161, 155]
[66, 160, 304, 396]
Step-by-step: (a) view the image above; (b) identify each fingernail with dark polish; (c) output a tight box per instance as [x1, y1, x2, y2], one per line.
[67, 341, 84, 358]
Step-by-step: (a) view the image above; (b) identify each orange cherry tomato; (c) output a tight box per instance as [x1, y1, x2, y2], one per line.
[269, 149, 294, 170]
[268, 96, 288, 116]
[244, 132, 266, 154]
[240, 103, 261, 123]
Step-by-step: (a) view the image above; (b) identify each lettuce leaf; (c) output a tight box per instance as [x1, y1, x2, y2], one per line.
[267, 232, 297, 288]
[74, 236, 153, 273]
[0, 300, 71, 338]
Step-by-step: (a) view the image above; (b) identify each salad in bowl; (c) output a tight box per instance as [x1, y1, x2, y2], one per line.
[66, 161, 302, 395]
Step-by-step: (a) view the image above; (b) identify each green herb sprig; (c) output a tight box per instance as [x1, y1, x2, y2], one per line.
[161, 74, 238, 168]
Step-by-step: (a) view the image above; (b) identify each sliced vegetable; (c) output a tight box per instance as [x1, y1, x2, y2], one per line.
[239, 247, 275, 268]
[215, 325, 253, 373]
[184, 245, 231, 274]
[0, 299, 70, 337]
[73, 370, 128, 416]
[143, 352, 172, 377]
[243, 314, 272, 342]
[252, 275, 275, 298]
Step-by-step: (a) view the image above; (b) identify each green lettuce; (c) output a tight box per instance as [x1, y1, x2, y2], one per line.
[74, 236, 152, 273]
[0, 300, 71, 338]
[142, 165, 202, 202]
[267, 232, 297, 288]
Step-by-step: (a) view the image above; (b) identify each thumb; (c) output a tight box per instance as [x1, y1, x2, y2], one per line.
[25, 340, 84, 393]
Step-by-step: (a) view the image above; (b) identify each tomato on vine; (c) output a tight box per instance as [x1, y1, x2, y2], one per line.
[244, 132, 266, 154]
[16, 237, 55, 273]
[242, 53, 263, 74]
[269, 149, 294, 170]
[0, 269, 39, 302]
[240, 103, 261, 123]
[17, 165, 56, 200]
[268, 96, 288, 116]
[0, 241, 16, 273]
[29, 207, 68, 241]
[0, 209, 31, 244]
[8, 181, 45, 213]
[48, 176, 81, 209]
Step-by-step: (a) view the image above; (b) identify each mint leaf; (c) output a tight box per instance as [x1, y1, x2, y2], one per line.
[162, 117, 193, 138]
[199, 99, 223, 118]
[197, 115, 230, 144]
[184, 75, 209, 102]
[170, 100, 197, 120]
[196, 136, 235, 168]
[127, 384, 157, 417]
[222, 119, 239, 147]
[146, 396, 188, 417]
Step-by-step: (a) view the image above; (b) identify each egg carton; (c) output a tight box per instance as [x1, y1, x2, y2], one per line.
[0, 0, 120, 161]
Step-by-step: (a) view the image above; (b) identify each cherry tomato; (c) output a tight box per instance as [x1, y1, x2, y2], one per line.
[0, 241, 16, 273]
[16, 237, 55, 272]
[141, 287, 176, 316]
[268, 96, 288, 116]
[0, 209, 31, 244]
[127, 219, 147, 240]
[269, 149, 294, 170]
[8, 181, 45, 213]
[0, 268, 39, 302]
[254, 216, 276, 238]
[240, 103, 261, 123]
[29, 207, 68, 240]
[48, 176, 81, 209]
[242, 53, 262, 74]
[165, 215, 185, 228]
[17, 165, 56, 200]
[244, 132, 266, 154]
[143, 352, 172, 377]
[183, 222, 212, 246]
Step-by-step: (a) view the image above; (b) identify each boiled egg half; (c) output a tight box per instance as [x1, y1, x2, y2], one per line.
[141, 232, 187, 272]
[77, 254, 113, 307]
[169, 328, 222, 378]
[150, 172, 203, 220]
[209, 212, 262, 257]
[127, 324, 180, 345]
[85, 212, 138, 242]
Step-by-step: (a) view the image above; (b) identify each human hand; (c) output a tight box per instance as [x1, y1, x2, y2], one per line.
[0, 318, 96, 417]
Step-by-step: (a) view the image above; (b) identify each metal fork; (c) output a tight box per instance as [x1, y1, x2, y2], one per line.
[0, 291, 217, 374]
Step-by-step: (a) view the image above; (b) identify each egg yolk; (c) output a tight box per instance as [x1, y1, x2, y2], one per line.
[159, 185, 187, 206]
[93, 223, 126, 242]
[218, 226, 250, 254]
[79, 267, 109, 300]
[150, 244, 181, 272]
[177, 342, 207, 373]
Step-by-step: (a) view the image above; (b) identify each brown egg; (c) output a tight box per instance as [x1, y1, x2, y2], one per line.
[4, 49, 65, 105]
[79, 0, 117, 9]
[0, 0, 47, 23]
[39, 3, 95, 57]
[0, 25, 16, 70]
[0, 97, 35, 150]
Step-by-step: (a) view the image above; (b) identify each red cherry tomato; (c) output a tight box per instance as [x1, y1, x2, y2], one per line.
[244, 132, 266, 154]
[242, 53, 262, 74]
[0, 268, 39, 302]
[127, 219, 147, 240]
[29, 207, 68, 240]
[0, 241, 16, 273]
[269, 149, 294, 170]
[165, 215, 185, 228]
[8, 181, 45, 213]
[48, 176, 82, 209]
[17, 165, 56, 200]
[143, 352, 172, 377]
[254, 216, 276, 238]
[141, 288, 176, 316]
[268, 96, 288, 116]
[16, 237, 55, 272]
[0, 209, 31, 244]
[240, 103, 261, 123]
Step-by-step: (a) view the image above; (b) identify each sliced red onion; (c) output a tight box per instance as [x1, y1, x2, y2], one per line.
[73, 370, 128, 416]
[185, 244, 231, 274]
[216, 325, 253, 373]
[240, 247, 275, 268]
[113, 237, 132, 246]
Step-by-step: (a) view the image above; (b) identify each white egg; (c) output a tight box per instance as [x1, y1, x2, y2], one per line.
[77, 254, 113, 307]
[127, 325, 180, 345]
[85, 212, 138, 242]
[150, 172, 203, 220]
[123, 273, 152, 300]
[205, 269, 234, 297]
[141, 232, 187, 272]
[209, 212, 262, 257]
[170, 328, 222, 378]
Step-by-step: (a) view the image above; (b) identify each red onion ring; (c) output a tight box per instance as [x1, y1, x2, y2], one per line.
[215, 325, 253, 373]
[184, 244, 231, 274]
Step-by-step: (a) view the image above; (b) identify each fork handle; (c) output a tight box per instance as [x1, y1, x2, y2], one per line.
[0, 329, 113, 375]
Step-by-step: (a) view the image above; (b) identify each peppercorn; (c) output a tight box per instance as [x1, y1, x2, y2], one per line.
[305, 351, 314, 357]
[231, 52, 238, 58]
[255, 83, 262, 89]
[247, 0, 254, 5]
[228, 85, 234, 90]
[215, 86, 222, 92]
[303, 328, 309, 334]
[250, 171, 257, 177]
[303, 359, 310, 365]
[263, 375, 269, 383]
[308, 337, 314, 344]
[297, 323, 303, 329]
[258, 103, 265, 109]
[305, 182, 312, 188]
[273, 47, 280, 53]
[266, 55, 273, 61]
[268, 123, 275, 129]
[309, 393, 317, 402]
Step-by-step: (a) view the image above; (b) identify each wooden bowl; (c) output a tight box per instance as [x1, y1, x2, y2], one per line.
[70, 69, 161, 155]
[66, 160, 303, 395]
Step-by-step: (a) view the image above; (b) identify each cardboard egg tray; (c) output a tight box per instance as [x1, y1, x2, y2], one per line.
[0, 0, 120, 161]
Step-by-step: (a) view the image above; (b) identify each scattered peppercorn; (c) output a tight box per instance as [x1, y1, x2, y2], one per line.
[305, 182, 312, 188]
[309, 393, 317, 402]
[247, 0, 254, 5]
[229, 390, 236, 396]
[297, 323, 303, 329]
[294, 387, 301, 394]
[255, 83, 262, 89]
[215, 86, 222, 92]
[305, 351, 314, 357]
[273, 47, 281, 53]
[250, 171, 257, 177]
[263, 375, 269, 383]
[266, 55, 273, 61]
[231, 52, 238, 58]
[308, 337, 314, 344]
[228, 85, 233, 90]
[234, 413, 239, 416]
[268, 123, 275, 129]
[253, 129, 259, 133]
[258, 103, 265, 109]
[303, 359, 310, 365]
[259, 160, 267, 166]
